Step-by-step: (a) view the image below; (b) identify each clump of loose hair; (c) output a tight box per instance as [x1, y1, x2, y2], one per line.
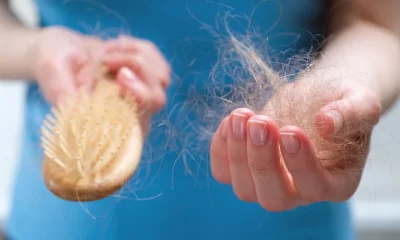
[184, 17, 371, 175]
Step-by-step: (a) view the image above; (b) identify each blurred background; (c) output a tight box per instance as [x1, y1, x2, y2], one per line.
[1, 0, 400, 239]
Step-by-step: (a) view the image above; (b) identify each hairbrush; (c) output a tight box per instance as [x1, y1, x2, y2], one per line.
[40, 66, 143, 202]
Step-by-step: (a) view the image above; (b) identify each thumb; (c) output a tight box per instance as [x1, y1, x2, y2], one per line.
[315, 91, 382, 139]
[40, 69, 76, 106]
[39, 54, 88, 106]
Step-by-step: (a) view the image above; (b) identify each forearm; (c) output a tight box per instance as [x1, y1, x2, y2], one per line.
[311, 1, 400, 111]
[314, 20, 400, 111]
[0, 0, 41, 80]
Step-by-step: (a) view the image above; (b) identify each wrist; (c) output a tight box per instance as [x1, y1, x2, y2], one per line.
[302, 61, 394, 115]
[23, 27, 45, 79]
[316, 20, 400, 111]
[0, 26, 43, 80]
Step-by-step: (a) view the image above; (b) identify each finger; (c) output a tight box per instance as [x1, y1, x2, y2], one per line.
[210, 117, 231, 184]
[227, 108, 257, 202]
[117, 67, 154, 135]
[70, 51, 89, 72]
[316, 91, 381, 138]
[76, 64, 95, 92]
[117, 67, 152, 111]
[106, 36, 164, 62]
[104, 53, 170, 89]
[105, 35, 140, 53]
[246, 115, 299, 211]
[279, 126, 335, 202]
[150, 86, 167, 113]
[105, 36, 162, 65]
[84, 37, 106, 60]
[104, 36, 171, 88]
[71, 52, 97, 94]
[104, 53, 142, 75]
[105, 54, 168, 112]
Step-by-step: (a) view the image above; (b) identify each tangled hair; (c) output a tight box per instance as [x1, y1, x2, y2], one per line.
[180, 15, 371, 176]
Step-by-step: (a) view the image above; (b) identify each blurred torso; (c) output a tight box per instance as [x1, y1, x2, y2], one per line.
[6, 1, 355, 239]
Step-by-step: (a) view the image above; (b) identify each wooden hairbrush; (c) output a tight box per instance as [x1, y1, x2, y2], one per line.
[40, 67, 144, 202]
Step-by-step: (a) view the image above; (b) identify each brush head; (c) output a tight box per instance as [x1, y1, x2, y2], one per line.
[41, 69, 143, 202]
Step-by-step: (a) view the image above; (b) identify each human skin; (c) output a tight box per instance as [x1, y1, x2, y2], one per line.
[210, 0, 400, 211]
[0, 0, 399, 212]
[0, 1, 170, 134]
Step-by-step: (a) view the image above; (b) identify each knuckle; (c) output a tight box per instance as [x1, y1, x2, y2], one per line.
[248, 158, 273, 175]
[210, 153, 223, 181]
[229, 155, 246, 165]
[131, 56, 145, 71]
[162, 77, 171, 89]
[165, 64, 171, 75]
[234, 189, 256, 202]
[351, 91, 382, 126]
[158, 71, 171, 87]
[119, 34, 131, 41]
[366, 95, 382, 125]
[141, 40, 157, 51]
[213, 174, 230, 185]
[133, 54, 145, 65]
[163, 68, 171, 82]
[151, 91, 167, 112]
[332, 187, 357, 202]
[260, 200, 291, 212]
[302, 187, 331, 202]
[210, 165, 230, 185]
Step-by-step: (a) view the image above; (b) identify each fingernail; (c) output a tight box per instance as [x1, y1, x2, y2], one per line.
[220, 119, 228, 140]
[325, 110, 343, 133]
[232, 113, 246, 139]
[248, 120, 268, 146]
[120, 67, 138, 82]
[280, 132, 300, 153]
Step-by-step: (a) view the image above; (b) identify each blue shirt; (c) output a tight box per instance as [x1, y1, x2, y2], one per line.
[6, 0, 355, 239]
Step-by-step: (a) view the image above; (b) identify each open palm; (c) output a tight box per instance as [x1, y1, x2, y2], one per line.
[210, 77, 381, 211]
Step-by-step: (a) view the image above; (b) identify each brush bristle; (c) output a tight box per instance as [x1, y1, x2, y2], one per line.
[41, 74, 143, 202]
